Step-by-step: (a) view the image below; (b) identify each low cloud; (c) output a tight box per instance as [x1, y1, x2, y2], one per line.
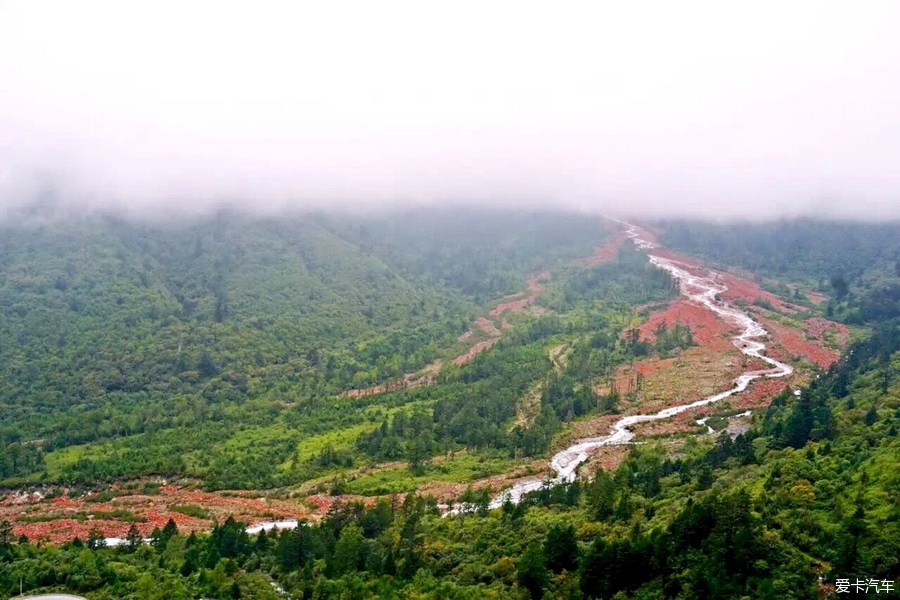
[2, 1, 899, 221]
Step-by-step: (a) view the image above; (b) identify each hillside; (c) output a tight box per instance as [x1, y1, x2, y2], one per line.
[656, 219, 900, 323]
[0, 209, 608, 487]
[7, 315, 895, 599]
[0, 216, 897, 599]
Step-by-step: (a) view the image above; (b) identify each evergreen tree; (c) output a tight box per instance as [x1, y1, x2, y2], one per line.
[517, 543, 548, 599]
[87, 525, 107, 550]
[332, 523, 365, 575]
[544, 523, 579, 573]
[0, 519, 12, 557]
[125, 522, 143, 551]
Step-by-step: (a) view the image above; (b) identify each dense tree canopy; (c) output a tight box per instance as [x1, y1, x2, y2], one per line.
[1, 215, 897, 598]
[0, 210, 608, 487]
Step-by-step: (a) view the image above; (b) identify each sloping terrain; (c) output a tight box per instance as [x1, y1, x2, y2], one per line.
[1, 219, 857, 545]
[0, 210, 608, 491]
[2, 218, 898, 600]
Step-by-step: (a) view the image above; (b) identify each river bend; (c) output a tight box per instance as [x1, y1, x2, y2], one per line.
[485, 225, 793, 507]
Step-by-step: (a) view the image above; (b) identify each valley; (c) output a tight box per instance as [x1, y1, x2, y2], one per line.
[2, 218, 849, 543]
[1, 212, 897, 599]
[3, 5, 899, 596]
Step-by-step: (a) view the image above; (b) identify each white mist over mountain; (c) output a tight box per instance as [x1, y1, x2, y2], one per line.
[1, 1, 899, 219]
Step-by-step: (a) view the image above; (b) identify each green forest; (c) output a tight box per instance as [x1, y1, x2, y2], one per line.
[1, 213, 898, 598]
[657, 219, 900, 323]
[2, 311, 897, 598]
[0, 210, 610, 487]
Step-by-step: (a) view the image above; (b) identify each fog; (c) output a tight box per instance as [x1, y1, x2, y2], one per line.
[2, 1, 899, 221]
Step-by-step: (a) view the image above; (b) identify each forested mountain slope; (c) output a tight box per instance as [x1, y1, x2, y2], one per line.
[0, 210, 606, 485]
[2, 296, 896, 599]
[1, 237, 670, 492]
[1, 216, 897, 599]
[656, 219, 900, 280]
[318, 209, 608, 302]
[657, 219, 900, 323]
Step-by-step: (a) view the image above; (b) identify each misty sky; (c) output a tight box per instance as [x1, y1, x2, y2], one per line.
[1, 1, 899, 220]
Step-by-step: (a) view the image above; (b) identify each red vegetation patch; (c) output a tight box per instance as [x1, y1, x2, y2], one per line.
[717, 273, 802, 313]
[629, 376, 790, 441]
[475, 317, 501, 337]
[490, 291, 525, 314]
[490, 272, 547, 317]
[452, 338, 499, 365]
[743, 357, 774, 372]
[340, 379, 411, 399]
[567, 414, 622, 440]
[338, 361, 439, 399]
[610, 351, 743, 416]
[578, 444, 630, 478]
[635, 223, 662, 245]
[806, 291, 829, 305]
[807, 318, 849, 346]
[304, 494, 376, 513]
[729, 377, 790, 410]
[759, 315, 842, 368]
[637, 300, 736, 346]
[2, 483, 319, 545]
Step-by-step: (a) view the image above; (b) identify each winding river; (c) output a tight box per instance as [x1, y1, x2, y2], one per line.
[97, 223, 796, 538]
[107, 224, 793, 532]
[484, 224, 793, 507]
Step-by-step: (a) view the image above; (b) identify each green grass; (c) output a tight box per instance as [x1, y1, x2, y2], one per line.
[343, 452, 526, 495]
[278, 399, 438, 472]
[44, 442, 113, 477]
[766, 311, 807, 330]
[284, 424, 373, 467]
[211, 424, 297, 455]
[170, 504, 211, 519]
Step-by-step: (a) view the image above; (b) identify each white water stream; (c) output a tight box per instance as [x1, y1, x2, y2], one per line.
[480, 225, 793, 508]
[97, 223, 796, 534]
[102, 519, 303, 547]
[101, 224, 793, 529]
